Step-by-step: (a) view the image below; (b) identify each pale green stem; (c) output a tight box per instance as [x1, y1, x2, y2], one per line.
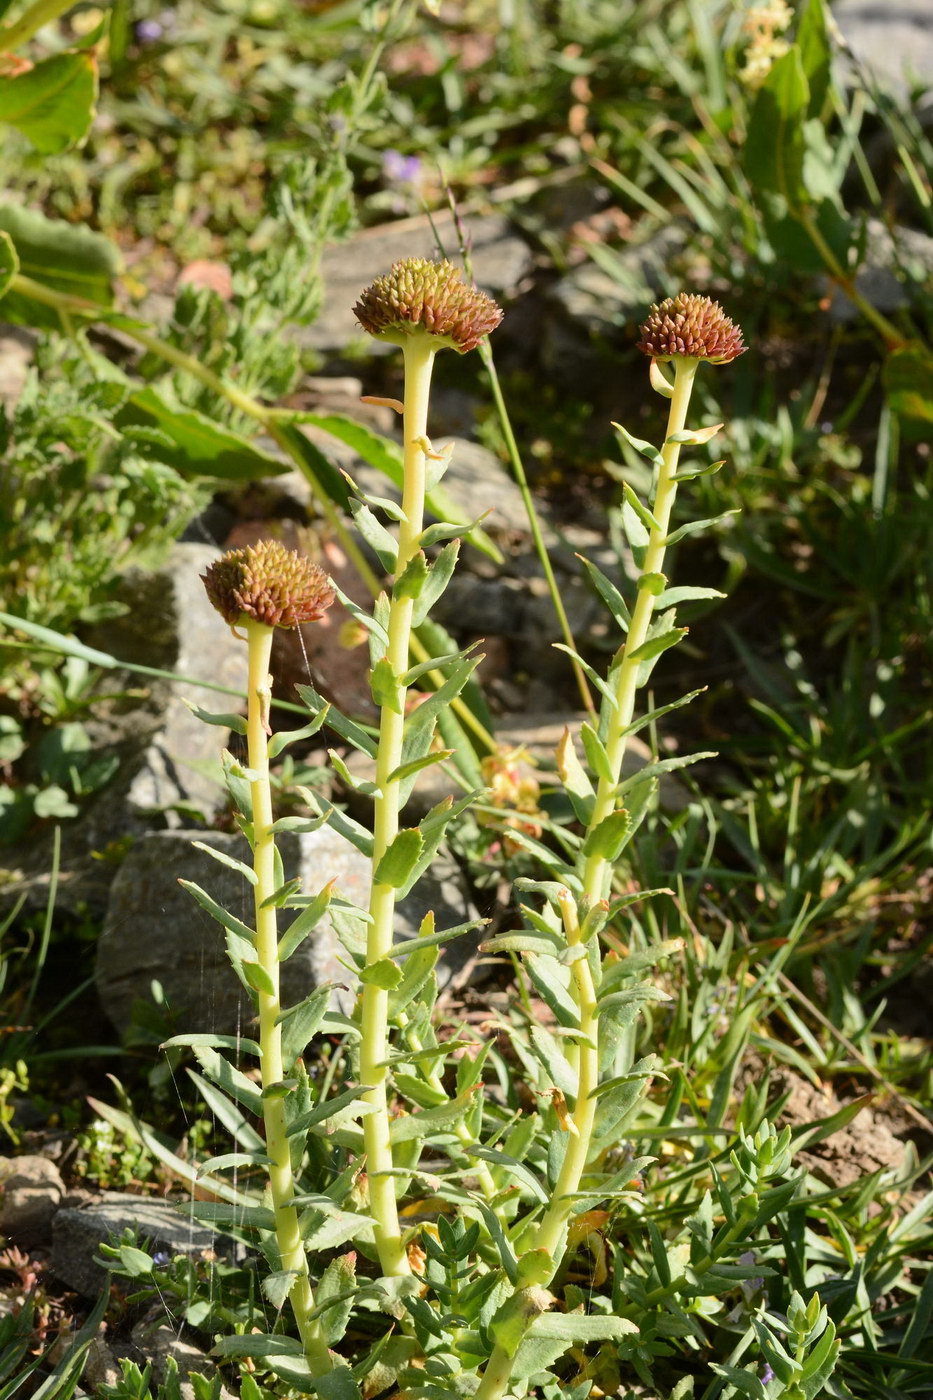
[1, 0, 75, 49]
[244, 620, 332, 1376]
[474, 358, 700, 1400]
[360, 335, 435, 1277]
[11, 271, 497, 753]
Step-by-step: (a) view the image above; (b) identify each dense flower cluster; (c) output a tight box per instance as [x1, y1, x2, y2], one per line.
[202, 540, 335, 629]
[637, 292, 746, 364]
[353, 258, 503, 353]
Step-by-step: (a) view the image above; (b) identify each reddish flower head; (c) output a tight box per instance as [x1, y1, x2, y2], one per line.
[202, 540, 335, 629]
[637, 293, 745, 364]
[353, 258, 503, 354]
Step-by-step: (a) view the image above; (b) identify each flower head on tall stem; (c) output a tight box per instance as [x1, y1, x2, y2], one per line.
[202, 540, 335, 629]
[353, 257, 502, 353]
[637, 292, 746, 364]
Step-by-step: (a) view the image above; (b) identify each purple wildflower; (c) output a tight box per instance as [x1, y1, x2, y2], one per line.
[382, 150, 423, 186]
[135, 17, 164, 42]
[762, 1363, 775, 1385]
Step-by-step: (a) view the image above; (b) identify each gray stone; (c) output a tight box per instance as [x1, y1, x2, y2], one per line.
[302, 211, 533, 352]
[51, 1192, 221, 1297]
[130, 1323, 231, 1400]
[548, 226, 688, 338]
[0, 1154, 63, 1246]
[0, 324, 34, 409]
[434, 438, 528, 536]
[96, 827, 479, 1036]
[104, 541, 248, 822]
[829, 219, 933, 320]
[834, 2, 933, 103]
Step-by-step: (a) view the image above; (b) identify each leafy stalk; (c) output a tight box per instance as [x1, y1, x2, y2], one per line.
[359, 336, 435, 1278]
[243, 618, 333, 1376]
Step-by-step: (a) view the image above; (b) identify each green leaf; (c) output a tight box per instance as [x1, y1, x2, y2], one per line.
[279, 985, 332, 1069]
[627, 627, 688, 664]
[359, 957, 403, 989]
[412, 539, 460, 625]
[664, 508, 740, 545]
[578, 555, 630, 632]
[618, 750, 715, 793]
[581, 808, 633, 860]
[390, 1088, 477, 1144]
[296, 684, 377, 758]
[183, 702, 247, 735]
[622, 482, 662, 534]
[177, 880, 255, 945]
[278, 883, 336, 963]
[270, 420, 351, 511]
[525, 952, 580, 1029]
[397, 655, 481, 802]
[286, 1085, 375, 1138]
[348, 498, 398, 571]
[468, 1146, 549, 1204]
[0, 202, 120, 327]
[221, 750, 254, 823]
[297, 413, 501, 561]
[580, 722, 614, 784]
[394, 550, 428, 600]
[262, 1269, 300, 1311]
[192, 1046, 263, 1115]
[186, 1201, 276, 1231]
[797, 0, 832, 116]
[374, 828, 424, 889]
[612, 421, 664, 468]
[267, 712, 328, 759]
[556, 727, 595, 825]
[116, 387, 287, 482]
[162, 1032, 261, 1056]
[190, 840, 257, 886]
[0, 230, 18, 300]
[744, 47, 810, 207]
[387, 749, 454, 786]
[370, 656, 402, 714]
[654, 585, 725, 608]
[0, 51, 97, 155]
[883, 342, 933, 426]
[529, 1313, 638, 1342]
[315, 1254, 358, 1346]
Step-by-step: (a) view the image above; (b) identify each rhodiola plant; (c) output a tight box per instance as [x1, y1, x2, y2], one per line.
[102, 263, 840, 1400]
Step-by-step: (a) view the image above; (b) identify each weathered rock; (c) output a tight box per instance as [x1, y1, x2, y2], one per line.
[0, 325, 34, 409]
[0, 1154, 64, 1246]
[834, 1, 933, 104]
[548, 226, 688, 340]
[130, 1322, 232, 1400]
[51, 1192, 221, 1297]
[303, 211, 533, 352]
[98, 541, 248, 822]
[434, 438, 528, 536]
[829, 219, 933, 321]
[96, 827, 479, 1036]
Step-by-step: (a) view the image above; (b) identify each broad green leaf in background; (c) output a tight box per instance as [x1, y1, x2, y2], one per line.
[0, 203, 120, 326]
[744, 47, 810, 208]
[299, 412, 502, 562]
[883, 342, 933, 429]
[0, 51, 98, 154]
[0, 230, 18, 299]
[797, 0, 832, 118]
[116, 386, 289, 481]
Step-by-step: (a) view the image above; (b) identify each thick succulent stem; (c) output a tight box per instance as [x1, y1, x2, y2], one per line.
[538, 358, 697, 1252]
[359, 335, 436, 1277]
[475, 358, 701, 1400]
[244, 619, 332, 1376]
